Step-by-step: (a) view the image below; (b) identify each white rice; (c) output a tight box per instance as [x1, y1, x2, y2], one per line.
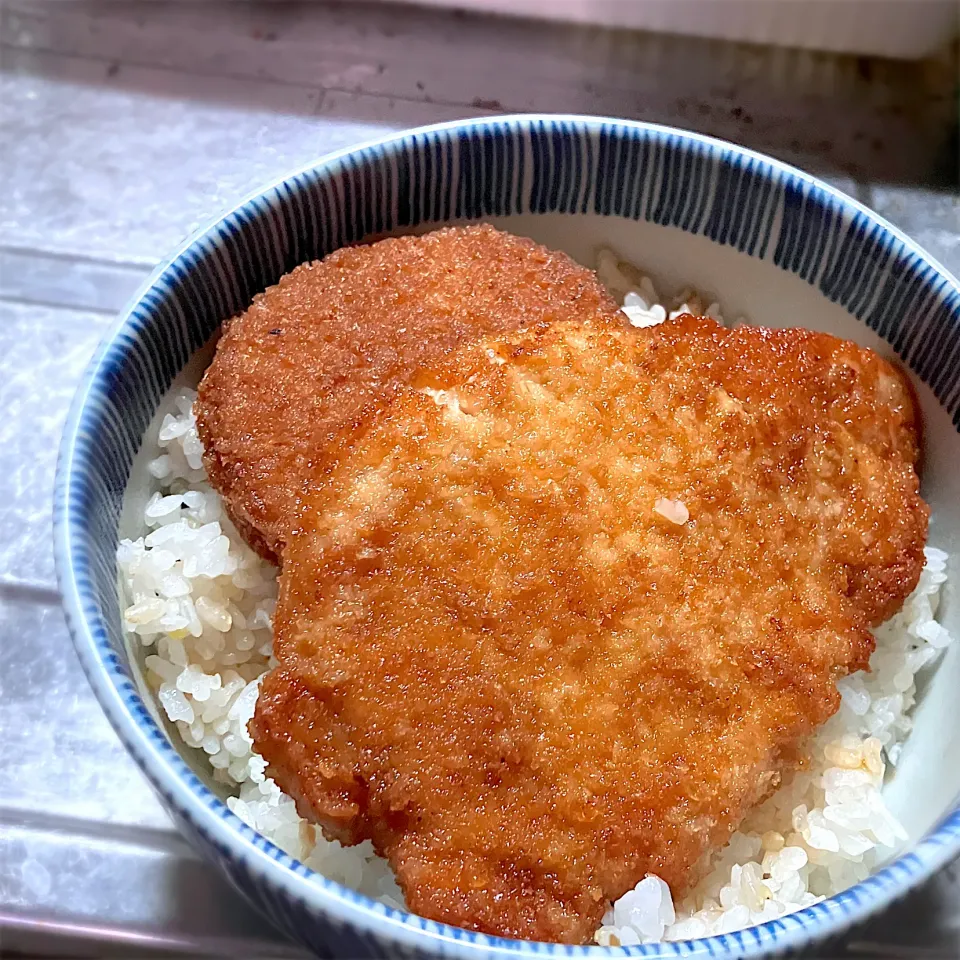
[118, 253, 953, 945]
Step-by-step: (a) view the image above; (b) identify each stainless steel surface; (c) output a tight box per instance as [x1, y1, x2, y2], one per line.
[0, 2, 957, 956]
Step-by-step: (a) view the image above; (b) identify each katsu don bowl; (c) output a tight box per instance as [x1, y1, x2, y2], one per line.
[55, 115, 960, 959]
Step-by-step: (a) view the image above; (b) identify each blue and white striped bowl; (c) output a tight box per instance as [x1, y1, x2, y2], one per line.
[55, 115, 960, 959]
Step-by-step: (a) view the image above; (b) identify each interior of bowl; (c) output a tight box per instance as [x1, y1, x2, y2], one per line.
[58, 115, 960, 958]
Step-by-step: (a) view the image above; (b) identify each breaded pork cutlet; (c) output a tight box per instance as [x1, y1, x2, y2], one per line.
[250, 314, 927, 944]
[195, 225, 621, 562]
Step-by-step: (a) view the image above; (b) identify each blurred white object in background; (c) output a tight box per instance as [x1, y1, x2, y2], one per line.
[388, 0, 959, 59]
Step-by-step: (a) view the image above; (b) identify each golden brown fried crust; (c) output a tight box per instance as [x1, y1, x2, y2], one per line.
[195, 225, 621, 562]
[250, 315, 927, 944]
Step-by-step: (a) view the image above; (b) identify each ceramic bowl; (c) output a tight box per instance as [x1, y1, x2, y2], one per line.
[55, 114, 960, 959]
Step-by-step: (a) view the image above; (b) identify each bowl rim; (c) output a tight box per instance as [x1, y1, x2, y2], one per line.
[54, 112, 960, 959]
